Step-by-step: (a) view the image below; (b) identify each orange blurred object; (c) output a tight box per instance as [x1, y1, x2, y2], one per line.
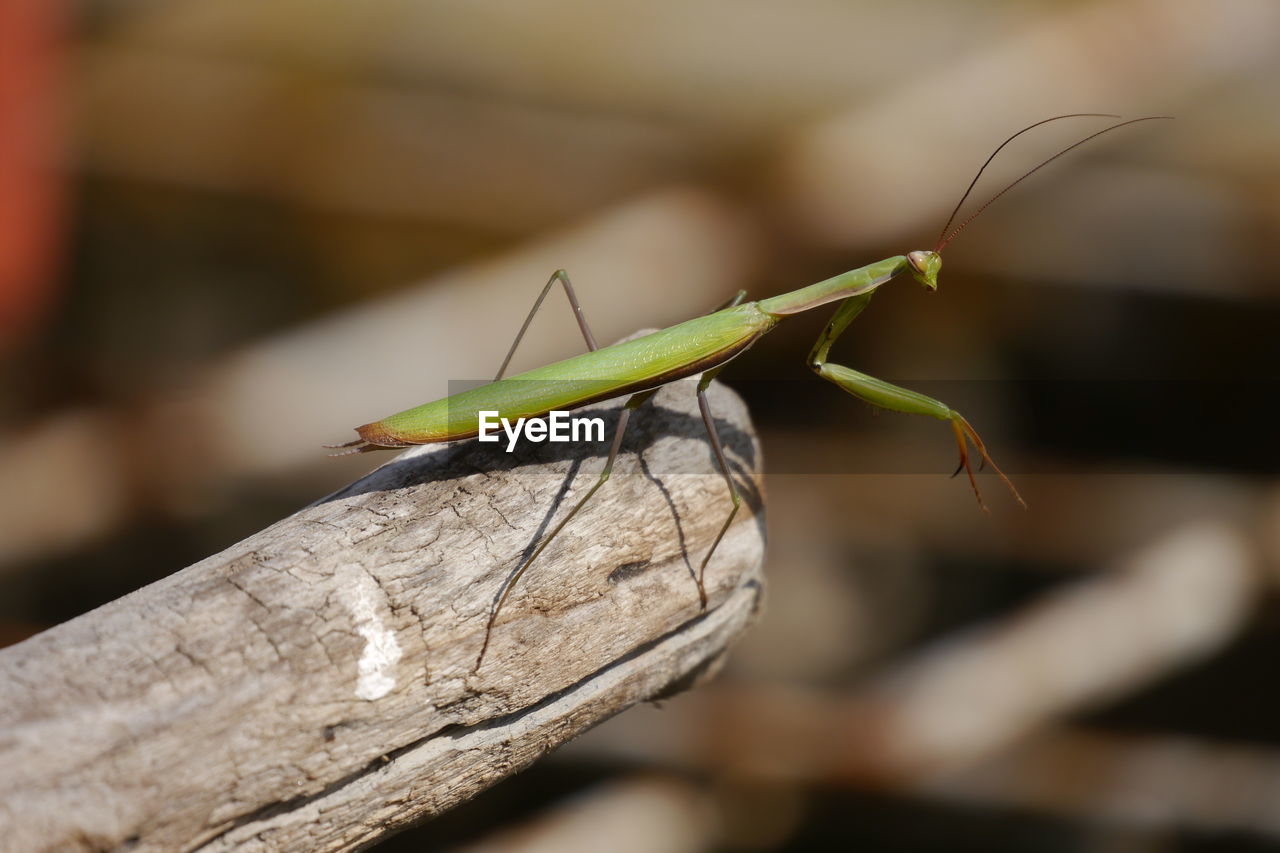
[0, 0, 65, 351]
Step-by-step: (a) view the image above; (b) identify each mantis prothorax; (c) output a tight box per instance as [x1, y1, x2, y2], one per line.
[331, 114, 1170, 671]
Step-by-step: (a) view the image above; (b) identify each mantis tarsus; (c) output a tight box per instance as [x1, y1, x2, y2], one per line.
[331, 114, 1169, 672]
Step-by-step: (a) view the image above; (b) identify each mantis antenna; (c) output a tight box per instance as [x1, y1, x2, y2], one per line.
[936, 114, 1173, 253]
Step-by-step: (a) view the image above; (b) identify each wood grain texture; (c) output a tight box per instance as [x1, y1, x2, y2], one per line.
[0, 378, 765, 852]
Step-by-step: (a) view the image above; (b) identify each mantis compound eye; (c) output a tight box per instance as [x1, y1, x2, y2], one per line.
[906, 250, 941, 290]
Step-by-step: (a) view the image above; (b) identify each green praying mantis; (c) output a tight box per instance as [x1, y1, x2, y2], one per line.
[332, 114, 1168, 671]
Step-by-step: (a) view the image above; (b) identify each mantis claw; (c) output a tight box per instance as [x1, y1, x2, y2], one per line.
[949, 415, 1026, 510]
[949, 418, 987, 512]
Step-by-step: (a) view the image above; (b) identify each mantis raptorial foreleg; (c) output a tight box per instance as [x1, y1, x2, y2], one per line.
[494, 269, 599, 381]
[807, 293, 1025, 512]
[475, 386, 660, 671]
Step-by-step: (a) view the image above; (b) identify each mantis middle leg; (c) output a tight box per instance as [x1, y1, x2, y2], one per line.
[807, 294, 1025, 511]
[692, 365, 742, 610]
[632, 289, 749, 610]
[706, 289, 749, 315]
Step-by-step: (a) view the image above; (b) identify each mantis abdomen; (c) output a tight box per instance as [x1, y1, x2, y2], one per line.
[356, 303, 778, 447]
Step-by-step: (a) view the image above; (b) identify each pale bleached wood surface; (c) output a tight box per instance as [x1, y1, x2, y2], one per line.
[0, 378, 765, 852]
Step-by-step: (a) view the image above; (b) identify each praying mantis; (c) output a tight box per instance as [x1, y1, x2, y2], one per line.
[331, 114, 1167, 671]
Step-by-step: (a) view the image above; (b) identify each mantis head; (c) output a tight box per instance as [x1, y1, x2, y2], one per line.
[907, 250, 941, 290]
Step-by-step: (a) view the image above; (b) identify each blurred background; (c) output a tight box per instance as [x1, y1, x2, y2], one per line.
[3, 0, 1280, 850]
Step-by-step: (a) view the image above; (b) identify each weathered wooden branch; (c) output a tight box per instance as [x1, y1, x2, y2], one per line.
[0, 379, 765, 852]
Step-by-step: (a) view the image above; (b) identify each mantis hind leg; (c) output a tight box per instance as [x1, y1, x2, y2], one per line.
[692, 368, 741, 610]
[329, 269, 599, 454]
[494, 269, 599, 381]
[474, 387, 659, 672]
[807, 293, 1024, 512]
